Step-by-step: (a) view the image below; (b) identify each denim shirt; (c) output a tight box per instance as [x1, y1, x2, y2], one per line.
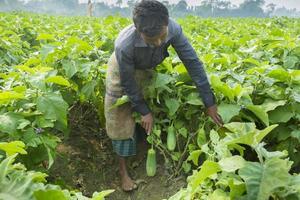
[114, 18, 215, 115]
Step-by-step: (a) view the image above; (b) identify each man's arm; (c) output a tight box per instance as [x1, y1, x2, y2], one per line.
[115, 47, 151, 116]
[170, 23, 223, 126]
[170, 24, 215, 108]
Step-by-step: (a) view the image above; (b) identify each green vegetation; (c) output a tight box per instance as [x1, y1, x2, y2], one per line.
[0, 12, 300, 199]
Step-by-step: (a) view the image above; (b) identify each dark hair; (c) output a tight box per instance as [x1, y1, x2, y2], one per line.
[133, 0, 169, 37]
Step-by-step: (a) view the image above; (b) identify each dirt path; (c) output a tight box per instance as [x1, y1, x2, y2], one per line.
[48, 105, 185, 200]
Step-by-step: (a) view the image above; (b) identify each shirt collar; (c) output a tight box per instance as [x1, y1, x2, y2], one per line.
[134, 31, 148, 47]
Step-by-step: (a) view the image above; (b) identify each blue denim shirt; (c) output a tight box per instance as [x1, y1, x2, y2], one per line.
[114, 18, 215, 115]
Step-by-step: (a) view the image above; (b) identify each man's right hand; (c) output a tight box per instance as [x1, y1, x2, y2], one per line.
[141, 113, 153, 135]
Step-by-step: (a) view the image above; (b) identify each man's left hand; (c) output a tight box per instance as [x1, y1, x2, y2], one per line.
[206, 104, 223, 127]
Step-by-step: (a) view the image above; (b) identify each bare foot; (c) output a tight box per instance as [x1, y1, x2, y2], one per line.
[119, 156, 137, 192]
[121, 174, 137, 192]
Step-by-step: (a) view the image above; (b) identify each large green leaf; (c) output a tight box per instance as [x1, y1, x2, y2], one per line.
[224, 123, 277, 147]
[34, 190, 67, 200]
[268, 68, 290, 82]
[218, 103, 241, 123]
[0, 141, 27, 156]
[224, 122, 256, 135]
[165, 98, 180, 116]
[246, 105, 269, 126]
[269, 105, 294, 123]
[262, 99, 286, 112]
[0, 112, 24, 134]
[228, 178, 246, 199]
[45, 76, 71, 87]
[0, 91, 25, 104]
[0, 155, 47, 200]
[80, 80, 97, 101]
[208, 189, 230, 200]
[219, 156, 245, 172]
[290, 70, 300, 84]
[154, 73, 173, 88]
[36, 92, 68, 127]
[239, 158, 291, 200]
[189, 160, 221, 193]
[186, 92, 203, 105]
[61, 59, 78, 78]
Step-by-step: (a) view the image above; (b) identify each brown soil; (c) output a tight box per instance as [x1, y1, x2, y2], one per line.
[48, 104, 186, 200]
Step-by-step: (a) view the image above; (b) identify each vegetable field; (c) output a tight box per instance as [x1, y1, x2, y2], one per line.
[0, 12, 300, 200]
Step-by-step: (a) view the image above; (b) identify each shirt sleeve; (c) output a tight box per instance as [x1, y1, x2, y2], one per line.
[170, 24, 216, 108]
[115, 46, 151, 115]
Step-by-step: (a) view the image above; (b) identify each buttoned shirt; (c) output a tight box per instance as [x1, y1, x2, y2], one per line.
[114, 18, 215, 115]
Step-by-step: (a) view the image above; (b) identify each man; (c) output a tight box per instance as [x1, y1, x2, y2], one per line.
[87, 0, 93, 17]
[104, 0, 223, 192]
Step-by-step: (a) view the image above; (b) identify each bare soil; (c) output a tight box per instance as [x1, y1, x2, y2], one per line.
[48, 104, 186, 200]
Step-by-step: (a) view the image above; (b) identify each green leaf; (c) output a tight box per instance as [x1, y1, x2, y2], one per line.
[0, 154, 18, 185]
[228, 178, 246, 199]
[182, 161, 191, 173]
[239, 158, 291, 200]
[190, 160, 221, 193]
[0, 155, 45, 200]
[165, 98, 180, 116]
[23, 128, 43, 147]
[218, 103, 241, 123]
[35, 116, 54, 128]
[284, 56, 298, 69]
[109, 95, 129, 110]
[41, 134, 60, 168]
[36, 93, 68, 127]
[224, 122, 256, 135]
[246, 105, 269, 126]
[255, 124, 278, 145]
[0, 91, 25, 104]
[262, 99, 286, 112]
[197, 126, 206, 147]
[187, 150, 202, 166]
[255, 143, 287, 160]
[0, 112, 23, 134]
[224, 123, 277, 147]
[178, 127, 187, 138]
[269, 105, 294, 123]
[17, 119, 31, 130]
[154, 73, 173, 88]
[45, 76, 71, 87]
[28, 73, 47, 90]
[91, 189, 115, 200]
[268, 68, 290, 82]
[61, 59, 78, 78]
[80, 80, 97, 101]
[36, 33, 55, 41]
[0, 141, 27, 156]
[15, 65, 36, 74]
[290, 70, 300, 84]
[243, 57, 260, 66]
[40, 44, 55, 60]
[219, 156, 245, 172]
[186, 92, 203, 105]
[291, 130, 300, 143]
[208, 189, 230, 200]
[34, 190, 67, 200]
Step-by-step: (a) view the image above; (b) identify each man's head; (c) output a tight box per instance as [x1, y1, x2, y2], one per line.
[133, 0, 169, 47]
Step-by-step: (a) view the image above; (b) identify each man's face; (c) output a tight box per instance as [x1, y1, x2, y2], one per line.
[140, 26, 168, 47]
